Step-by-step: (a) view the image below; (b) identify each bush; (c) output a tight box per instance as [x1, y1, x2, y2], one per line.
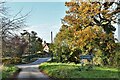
[2, 57, 22, 65]
[107, 43, 120, 67]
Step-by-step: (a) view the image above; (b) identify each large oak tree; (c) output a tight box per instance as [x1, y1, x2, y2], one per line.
[54, 1, 120, 65]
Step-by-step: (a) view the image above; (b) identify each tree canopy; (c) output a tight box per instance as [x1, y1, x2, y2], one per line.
[53, 1, 120, 65]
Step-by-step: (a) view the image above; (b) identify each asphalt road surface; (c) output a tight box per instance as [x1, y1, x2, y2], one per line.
[16, 57, 51, 80]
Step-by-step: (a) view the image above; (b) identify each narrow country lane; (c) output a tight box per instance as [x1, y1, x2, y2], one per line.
[15, 57, 52, 80]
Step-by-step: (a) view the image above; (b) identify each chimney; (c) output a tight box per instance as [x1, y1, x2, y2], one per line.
[51, 31, 53, 43]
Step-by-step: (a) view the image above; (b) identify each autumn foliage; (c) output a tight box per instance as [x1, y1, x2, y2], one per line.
[53, 1, 119, 65]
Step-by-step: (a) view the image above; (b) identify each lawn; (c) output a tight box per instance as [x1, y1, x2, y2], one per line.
[1, 65, 20, 79]
[39, 62, 120, 79]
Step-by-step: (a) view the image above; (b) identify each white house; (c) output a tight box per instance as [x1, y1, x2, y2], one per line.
[43, 41, 49, 53]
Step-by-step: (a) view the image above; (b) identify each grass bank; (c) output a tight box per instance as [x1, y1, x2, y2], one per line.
[39, 62, 119, 79]
[2, 65, 20, 79]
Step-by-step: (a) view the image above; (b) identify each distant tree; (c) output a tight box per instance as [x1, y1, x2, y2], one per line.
[11, 36, 28, 57]
[21, 30, 43, 54]
[18, 38, 28, 57]
[36, 37, 43, 52]
[2, 35, 28, 58]
[0, 2, 29, 57]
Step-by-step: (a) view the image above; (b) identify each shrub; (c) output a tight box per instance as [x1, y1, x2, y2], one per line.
[2, 57, 22, 65]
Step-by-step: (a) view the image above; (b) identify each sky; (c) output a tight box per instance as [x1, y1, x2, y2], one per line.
[6, 2, 68, 43]
[5, 1, 119, 43]
[5, 0, 70, 2]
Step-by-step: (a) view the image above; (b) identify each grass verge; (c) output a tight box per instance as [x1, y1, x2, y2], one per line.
[2, 65, 20, 79]
[39, 62, 119, 79]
